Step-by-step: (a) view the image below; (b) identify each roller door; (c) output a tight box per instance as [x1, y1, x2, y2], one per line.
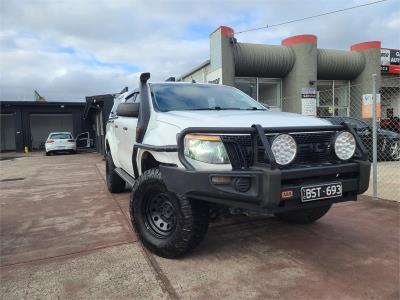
[29, 114, 73, 150]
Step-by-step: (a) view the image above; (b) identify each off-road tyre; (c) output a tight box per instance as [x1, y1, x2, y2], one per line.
[130, 167, 209, 258]
[275, 204, 332, 224]
[105, 152, 125, 193]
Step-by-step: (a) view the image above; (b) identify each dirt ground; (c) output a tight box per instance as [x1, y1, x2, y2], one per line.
[1, 152, 399, 299]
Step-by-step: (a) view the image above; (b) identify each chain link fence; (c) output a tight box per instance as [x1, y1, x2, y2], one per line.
[281, 76, 400, 201]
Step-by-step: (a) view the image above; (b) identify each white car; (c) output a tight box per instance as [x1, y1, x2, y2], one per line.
[105, 73, 370, 258]
[45, 132, 77, 155]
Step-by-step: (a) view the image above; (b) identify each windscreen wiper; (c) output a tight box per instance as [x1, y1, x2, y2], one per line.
[184, 107, 241, 111]
[246, 107, 267, 110]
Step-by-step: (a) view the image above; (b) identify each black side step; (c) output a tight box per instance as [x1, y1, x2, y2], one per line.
[114, 168, 136, 187]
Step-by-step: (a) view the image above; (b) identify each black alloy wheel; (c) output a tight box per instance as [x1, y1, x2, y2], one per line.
[144, 191, 176, 238]
[389, 141, 400, 160]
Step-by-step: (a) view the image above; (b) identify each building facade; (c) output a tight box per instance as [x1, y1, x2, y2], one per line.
[0, 101, 87, 152]
[0, 93, 118, 153]
[178, 26, 399, 120]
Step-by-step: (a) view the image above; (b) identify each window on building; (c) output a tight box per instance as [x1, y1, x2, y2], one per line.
[258, 78, 281, 107]
[235, 78, 257, 100]
[317, 80, 349, 117]
[235, 77, 282, 108]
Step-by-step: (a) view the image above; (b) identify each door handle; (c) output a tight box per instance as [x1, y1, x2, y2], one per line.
[123, 127, 128, 131]
[114, 125, 118, 128]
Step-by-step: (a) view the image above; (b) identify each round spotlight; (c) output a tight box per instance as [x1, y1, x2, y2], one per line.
[271, 134, 297, 165]
[334, 131, 356, 160]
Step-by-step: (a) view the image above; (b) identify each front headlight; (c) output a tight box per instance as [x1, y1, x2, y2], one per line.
[334, 131, 356, 160]
[184, 134, 230, 164]
[271, 134, 297, 165]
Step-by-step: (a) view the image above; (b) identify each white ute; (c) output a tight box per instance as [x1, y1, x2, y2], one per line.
[105, 73, 370, 258]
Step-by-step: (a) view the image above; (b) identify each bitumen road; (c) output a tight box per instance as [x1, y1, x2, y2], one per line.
[0, 152, 399, 299]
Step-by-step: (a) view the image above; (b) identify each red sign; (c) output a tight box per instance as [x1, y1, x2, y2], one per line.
[381, 48, 400, 74]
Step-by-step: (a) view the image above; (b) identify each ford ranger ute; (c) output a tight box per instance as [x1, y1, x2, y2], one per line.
[105, 73, 370, 258]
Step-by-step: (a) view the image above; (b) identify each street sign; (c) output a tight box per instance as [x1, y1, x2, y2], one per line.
[301, 87, 317, 116]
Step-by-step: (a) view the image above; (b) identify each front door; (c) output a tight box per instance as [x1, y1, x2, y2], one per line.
[117, 116, 137, 176]
[76, 132, 92, 149]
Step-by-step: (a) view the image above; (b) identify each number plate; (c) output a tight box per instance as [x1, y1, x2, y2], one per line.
[301, 182, 342, 202]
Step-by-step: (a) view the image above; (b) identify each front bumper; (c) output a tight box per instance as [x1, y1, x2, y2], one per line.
[160, 160, 370, 213]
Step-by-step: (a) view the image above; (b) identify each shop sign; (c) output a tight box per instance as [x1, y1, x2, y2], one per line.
[301, 87, 317, 116]
[381, 48, 400, 74]
[206, 68, 223, 84]
[362, 94, 381, 119]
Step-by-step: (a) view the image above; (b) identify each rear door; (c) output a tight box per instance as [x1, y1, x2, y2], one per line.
[107, 94, 124, 166]
[116, 92, 139, 176]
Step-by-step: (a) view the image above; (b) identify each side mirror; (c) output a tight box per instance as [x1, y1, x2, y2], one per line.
[117, 102, 140, 118]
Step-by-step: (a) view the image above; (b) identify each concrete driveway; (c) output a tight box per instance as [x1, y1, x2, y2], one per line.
[1, 153, 399, 299]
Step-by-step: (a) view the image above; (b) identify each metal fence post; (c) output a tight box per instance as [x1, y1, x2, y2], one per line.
[372, 74, 378, 200]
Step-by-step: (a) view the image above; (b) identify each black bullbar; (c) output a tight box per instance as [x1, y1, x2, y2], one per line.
[156, 123, 370, 213]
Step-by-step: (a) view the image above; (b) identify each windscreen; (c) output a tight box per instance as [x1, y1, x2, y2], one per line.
[50, 133, 72, 139]
[151, 84, 266, 112]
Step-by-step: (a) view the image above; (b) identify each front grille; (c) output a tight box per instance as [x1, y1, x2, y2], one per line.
[221, 131, 336, 169]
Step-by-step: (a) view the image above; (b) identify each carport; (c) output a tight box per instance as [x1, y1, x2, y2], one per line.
[29, 113, 73, 150]
[84, 93, 115, 155]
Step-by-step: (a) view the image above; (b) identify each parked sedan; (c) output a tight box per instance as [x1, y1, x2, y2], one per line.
[324, 116, 400, 161]
[45, 132, 77, 155]
[380, 117, 400, 133]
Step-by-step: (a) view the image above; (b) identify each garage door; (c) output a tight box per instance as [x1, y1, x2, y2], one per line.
[30, 114, 73, 150]
[0, 114, 16, 151]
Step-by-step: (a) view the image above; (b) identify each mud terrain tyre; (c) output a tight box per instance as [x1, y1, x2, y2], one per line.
[275, 204, 332, 224]
[130, 167, 209, 258]
[105, 152, 125, 193]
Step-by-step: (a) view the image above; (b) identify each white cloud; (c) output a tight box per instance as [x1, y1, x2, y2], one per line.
[0, 0, 398, 101]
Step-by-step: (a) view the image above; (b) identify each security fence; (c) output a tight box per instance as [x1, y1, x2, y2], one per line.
[281, 75, 400, 201]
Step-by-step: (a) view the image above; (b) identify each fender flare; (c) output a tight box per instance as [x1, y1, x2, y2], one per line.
[132, 144, 178, 178]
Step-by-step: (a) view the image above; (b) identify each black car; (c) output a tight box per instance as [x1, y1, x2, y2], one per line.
[324, 116, 400, 161]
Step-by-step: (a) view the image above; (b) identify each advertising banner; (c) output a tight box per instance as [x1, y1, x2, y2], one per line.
[362, 94, 381, 119]
[381, 48, 400, 74]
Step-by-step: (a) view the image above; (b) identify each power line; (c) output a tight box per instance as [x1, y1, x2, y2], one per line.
[235, 0, 388, 34]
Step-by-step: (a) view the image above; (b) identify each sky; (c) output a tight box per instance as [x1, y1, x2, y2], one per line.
[0, 0, 399, 102]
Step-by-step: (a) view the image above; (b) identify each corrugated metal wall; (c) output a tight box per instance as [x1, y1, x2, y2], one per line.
[233, 43, 295, 78]
[317, 49, 365, 80]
